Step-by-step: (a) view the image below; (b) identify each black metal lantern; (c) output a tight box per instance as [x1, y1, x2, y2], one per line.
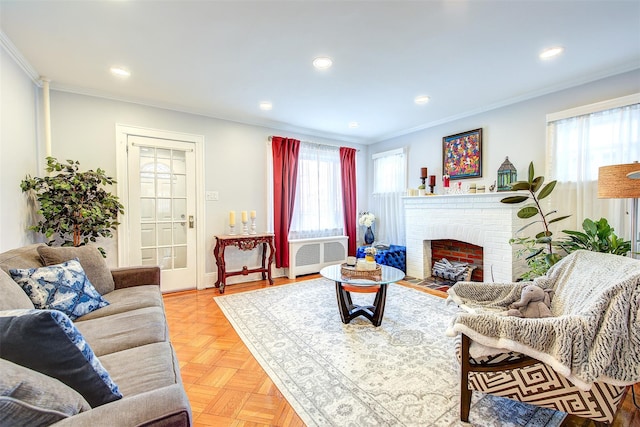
[497, 157, 517, 191]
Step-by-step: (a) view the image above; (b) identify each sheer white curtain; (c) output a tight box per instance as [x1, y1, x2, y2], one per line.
[547, 100, 640, 240]
[288, 142, 344, 239]
[371, 148, 407, 245]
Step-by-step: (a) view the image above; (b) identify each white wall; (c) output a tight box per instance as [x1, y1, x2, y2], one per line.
[368, 70, 640, 198]
[47, 91, 367, 276]
[0, 46, 40, 251]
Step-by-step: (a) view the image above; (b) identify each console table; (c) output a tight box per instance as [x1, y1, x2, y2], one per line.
[213, 233, 275, 294]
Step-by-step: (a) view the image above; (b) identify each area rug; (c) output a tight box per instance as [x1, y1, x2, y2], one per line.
[214, 279, 566, 427]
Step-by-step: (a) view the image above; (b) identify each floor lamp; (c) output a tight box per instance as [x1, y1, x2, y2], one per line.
[598, 162, 640, 259]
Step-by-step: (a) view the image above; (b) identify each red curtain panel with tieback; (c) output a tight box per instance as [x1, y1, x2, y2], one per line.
[340, 147, 357, 256]
[271, 136, 300, 268]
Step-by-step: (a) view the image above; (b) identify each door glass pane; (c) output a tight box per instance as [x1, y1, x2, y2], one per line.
[156, 148, 171, 160]
[157, 199, 172, 221]
[159, 248, 172, 270]
[140, 173, 155, 197]
[141, 224, 156, 247]
[141, 248, 156, 266]
[173, 223, 187, 245]
[140, 199, 155, 221]
[173, 175, 186, 198]
[157, 175, 171, 198]
[174, 246, 187, 269]
[173, 198, 186, 221]
[158, 223, 173, 246]
[172, 151, 186, 174]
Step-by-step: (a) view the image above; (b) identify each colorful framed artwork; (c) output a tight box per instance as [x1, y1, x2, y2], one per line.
[442, 128, 482, 180]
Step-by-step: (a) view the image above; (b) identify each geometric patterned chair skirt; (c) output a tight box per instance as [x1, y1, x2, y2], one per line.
[456, 334, 628, 425]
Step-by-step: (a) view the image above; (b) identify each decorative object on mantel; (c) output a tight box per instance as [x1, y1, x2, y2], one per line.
[598, 161, 640, 259]
[442, 174, 450, 192]
[443, 128, 482, 180]
[358, 211, 376, 245]
[429, 175, 436, 193]
[497, 156, 517, 191]
[489, 180, 497, 192]
[500, 162, 570, 279]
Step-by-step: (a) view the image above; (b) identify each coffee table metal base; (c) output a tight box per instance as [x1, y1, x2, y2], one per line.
[335, 282, 388, 327]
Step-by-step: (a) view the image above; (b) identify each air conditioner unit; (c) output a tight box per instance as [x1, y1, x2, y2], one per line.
[288, 236, 348, 279]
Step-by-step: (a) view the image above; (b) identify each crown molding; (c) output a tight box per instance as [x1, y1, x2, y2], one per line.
[0, 30, 42, 86]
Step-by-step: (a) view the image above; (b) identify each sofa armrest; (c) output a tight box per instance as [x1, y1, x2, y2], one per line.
[111, 266, 161, 289]
[51, 384, 191, 427]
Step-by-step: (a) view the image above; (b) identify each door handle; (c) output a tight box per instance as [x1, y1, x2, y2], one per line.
[188, 215, 195, 229]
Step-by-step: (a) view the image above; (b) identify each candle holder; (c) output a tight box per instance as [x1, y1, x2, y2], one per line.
[229, 224, 236, 235]
[250, 217, 257, 234]
[242, 220, 249, 235]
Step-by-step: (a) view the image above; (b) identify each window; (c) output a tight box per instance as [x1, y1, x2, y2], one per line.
[371, 148, 407, 245]
[288, 142, 344, 239]
[547, 95, 640, 239]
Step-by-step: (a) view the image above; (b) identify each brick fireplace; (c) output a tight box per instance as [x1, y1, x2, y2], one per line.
[403, 193, 525, 282]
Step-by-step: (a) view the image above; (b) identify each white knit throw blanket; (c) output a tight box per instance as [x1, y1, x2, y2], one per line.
[447, 250, 640, 391]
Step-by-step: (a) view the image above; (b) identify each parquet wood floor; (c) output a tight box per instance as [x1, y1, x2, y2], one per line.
[162, 276, 639, 427]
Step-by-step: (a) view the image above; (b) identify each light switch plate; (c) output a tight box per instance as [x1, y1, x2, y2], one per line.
[205, 191, 219, 201]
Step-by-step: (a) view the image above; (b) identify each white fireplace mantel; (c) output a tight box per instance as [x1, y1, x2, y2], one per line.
[403, 192, 526, 282]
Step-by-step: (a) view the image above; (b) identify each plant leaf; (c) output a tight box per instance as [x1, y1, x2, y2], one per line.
[528, 162, 534, 183]
[510, 182, 531, 191]
[531, 176, 544, 193]
[517, 206, 539, 218]
[500, 195, 529, 204]
[548, 215, 571, 224]
[537, 181, 557, 200]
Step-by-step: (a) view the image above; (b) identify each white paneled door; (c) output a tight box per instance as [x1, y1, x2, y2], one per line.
[127, 135, 197, 292]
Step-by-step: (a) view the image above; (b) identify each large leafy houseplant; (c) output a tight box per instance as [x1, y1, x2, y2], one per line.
[500, 162, 570, 279]
[20, 157, 124, 257]
[560, 217, 631, 256]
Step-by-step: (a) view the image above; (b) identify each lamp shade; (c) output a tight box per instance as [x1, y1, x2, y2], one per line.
[598, 162, 640, 199]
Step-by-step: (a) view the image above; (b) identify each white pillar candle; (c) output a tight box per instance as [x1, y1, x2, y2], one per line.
[229, 211, 236, 226]
[241, 211, 248, 223]
[250, 210, 256, 219]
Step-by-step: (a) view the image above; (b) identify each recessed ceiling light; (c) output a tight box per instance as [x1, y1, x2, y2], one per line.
[348, 122, 359, 128]
[110, 67, 130, 77]
[259, 101, 273, 111]
[539, 46, 564, 60]
[313, 57, 333, 70]
[414, 95, 430, 105]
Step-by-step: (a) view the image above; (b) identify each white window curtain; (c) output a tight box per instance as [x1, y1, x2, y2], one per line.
[288, 142, 344, 239]
[547, 98, 640, 241]
[371, 148, 407, 245]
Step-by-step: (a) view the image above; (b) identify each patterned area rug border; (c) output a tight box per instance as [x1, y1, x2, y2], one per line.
[215, 278, 565, 427]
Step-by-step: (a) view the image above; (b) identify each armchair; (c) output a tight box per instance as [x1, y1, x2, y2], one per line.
[447, 250, 640, 425]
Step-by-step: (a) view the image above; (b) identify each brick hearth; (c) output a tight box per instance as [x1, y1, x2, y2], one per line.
[403, 193, 526, 282]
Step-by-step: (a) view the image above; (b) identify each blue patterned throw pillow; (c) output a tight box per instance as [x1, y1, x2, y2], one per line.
[10, 258, 109, 320]
[0, 309, 122, 407]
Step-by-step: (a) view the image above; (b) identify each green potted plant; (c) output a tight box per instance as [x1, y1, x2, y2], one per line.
[20, 157, 124, 257]
[560, 217, 631, 255]
[500, 162, 570, 279]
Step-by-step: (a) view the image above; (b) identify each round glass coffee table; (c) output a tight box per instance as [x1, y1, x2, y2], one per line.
[320, 263, 405, 327]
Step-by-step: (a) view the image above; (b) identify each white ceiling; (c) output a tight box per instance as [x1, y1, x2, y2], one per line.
[1, 1, 639, 144]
